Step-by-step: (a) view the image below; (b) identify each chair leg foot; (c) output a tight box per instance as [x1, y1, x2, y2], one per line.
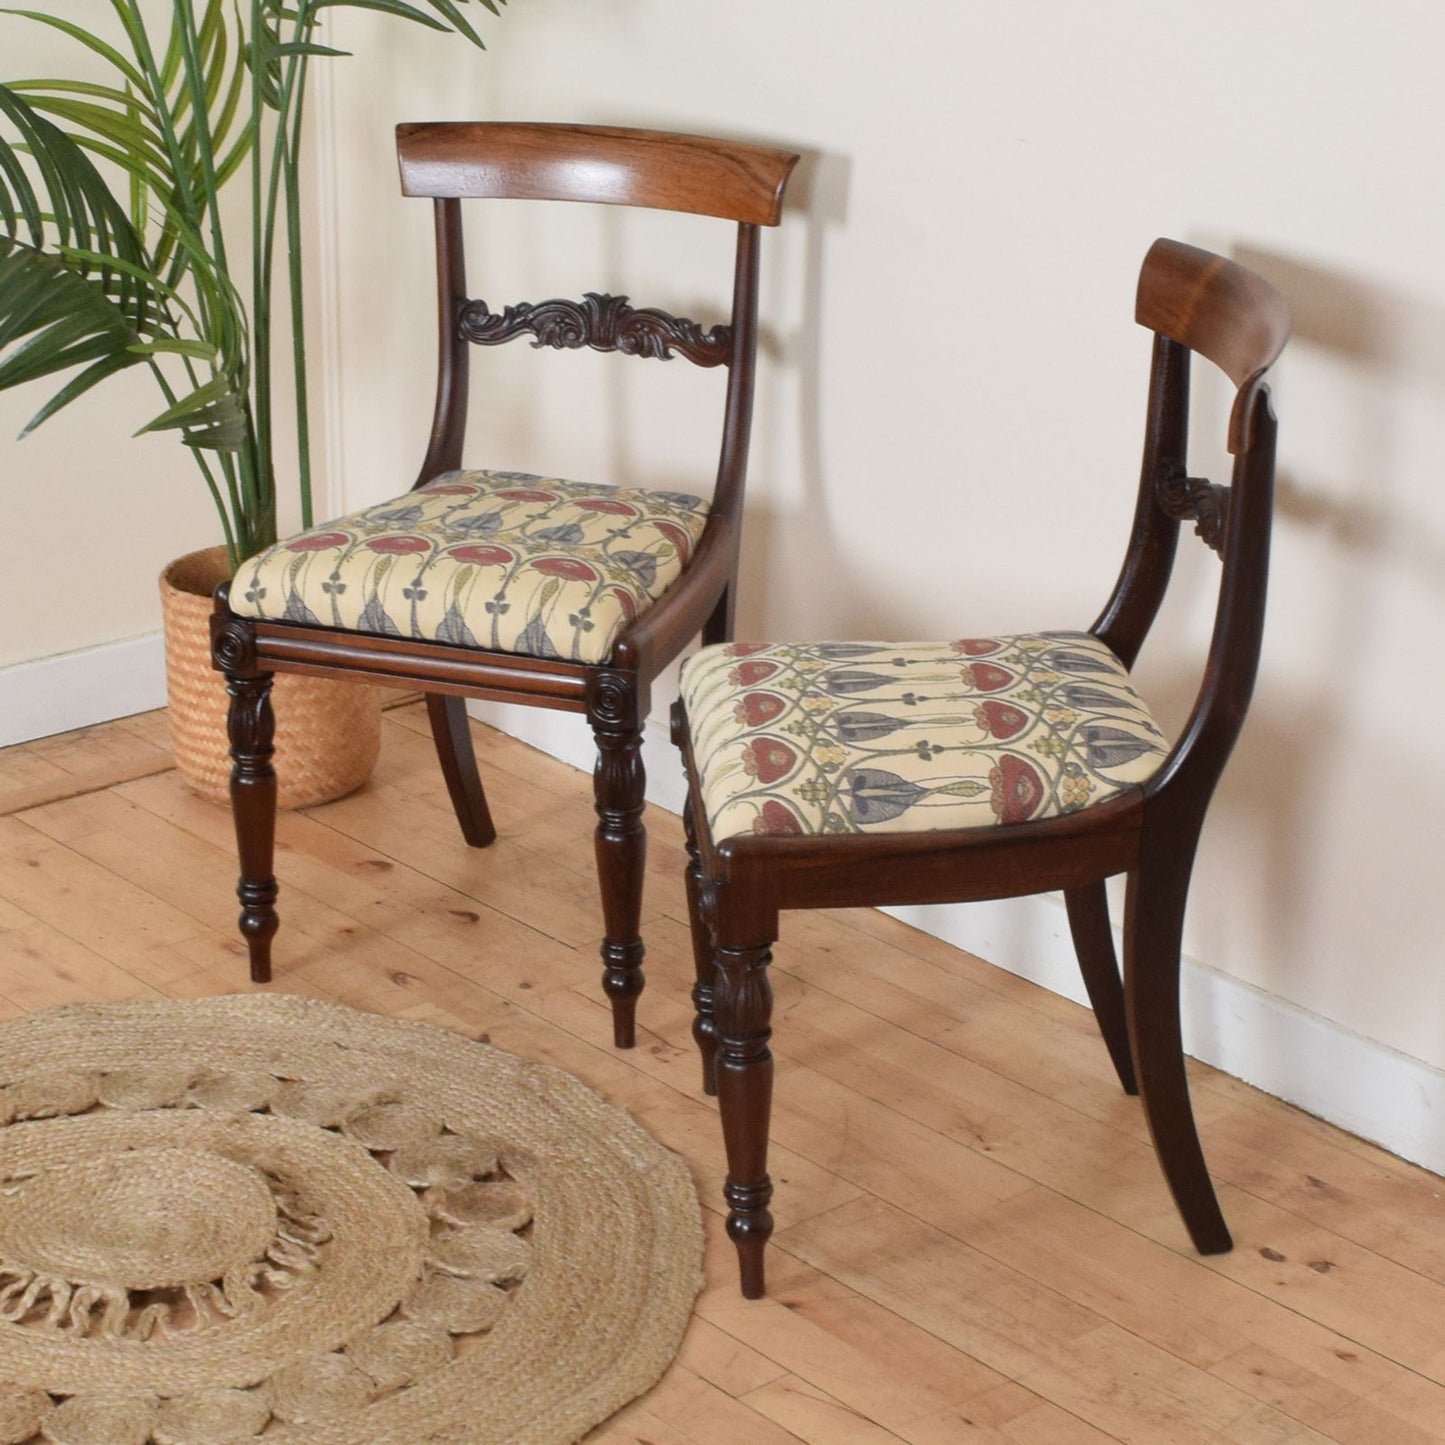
[226, 670, 279, 985]
[602, 963, 642, 1051]
[1125, 856, 1231, 1254]
[241, 893, 278, 984]
[1195, 1219, 1234, 1254]
[590, 675, 647, 1050]
[715, 938, 775, 1297]
[1065, 880, 1138, 1095]
[426, 693, 497, 847]
[726, 1189, 774, 1299]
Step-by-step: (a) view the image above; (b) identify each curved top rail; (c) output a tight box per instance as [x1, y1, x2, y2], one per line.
[396, 122, 799, 225]
[1135, 239, 1291, 390]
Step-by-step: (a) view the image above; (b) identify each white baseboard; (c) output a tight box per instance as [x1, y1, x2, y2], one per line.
[885, 895, 1445, 1178]
[469, 698, 1445, 1178]
[466, 699, 689, 811]
[0, 633, 168, 748]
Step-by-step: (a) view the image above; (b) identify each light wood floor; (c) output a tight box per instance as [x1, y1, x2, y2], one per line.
[1, 703, 1443, 1444]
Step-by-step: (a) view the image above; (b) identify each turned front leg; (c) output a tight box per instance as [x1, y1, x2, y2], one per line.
[226, 671, 279, 983]
[714, 939, 775, 1298]
[589, 671, 647, 1049]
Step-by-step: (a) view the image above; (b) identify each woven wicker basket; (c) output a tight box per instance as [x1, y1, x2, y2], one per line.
[160, 546, 382, 809]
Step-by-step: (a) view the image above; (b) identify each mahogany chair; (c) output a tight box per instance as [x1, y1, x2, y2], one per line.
[212, 123, 798, 1048]
[673, 238, 1290, 1296]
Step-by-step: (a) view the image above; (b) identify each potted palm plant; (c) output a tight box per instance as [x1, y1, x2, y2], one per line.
[0, 0, 505, 805]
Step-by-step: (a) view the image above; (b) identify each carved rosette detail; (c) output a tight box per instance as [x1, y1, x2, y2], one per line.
[587, 670, 639, 737]
[211, 616, 261, 679]
[1157, 467, 1231, 554]
[458, 293, 732, 368]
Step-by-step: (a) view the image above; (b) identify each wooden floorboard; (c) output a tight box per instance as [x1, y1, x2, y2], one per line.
[0, 704, 1441, 1443]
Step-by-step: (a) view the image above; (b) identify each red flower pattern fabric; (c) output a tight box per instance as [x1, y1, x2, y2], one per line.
[231, 470, 710, 664]
[680, 634, 1170, 840]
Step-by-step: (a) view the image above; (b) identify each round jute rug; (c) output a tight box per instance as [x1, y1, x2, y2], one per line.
[0, 995, 703, 1445]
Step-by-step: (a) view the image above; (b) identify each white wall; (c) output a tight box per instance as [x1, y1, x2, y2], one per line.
[0, 2, 328, 725]
[314, 0, 1445, 1144]
[0, 10, 224, 677]
[6, 3, 1444, 1164]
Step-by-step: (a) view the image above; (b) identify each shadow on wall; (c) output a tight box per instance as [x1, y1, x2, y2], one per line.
[736, 146, 856, 639]
[1234, 245, 1445, 590]
[575, 136, 858, 643]
[1200, 245, 1445, 992]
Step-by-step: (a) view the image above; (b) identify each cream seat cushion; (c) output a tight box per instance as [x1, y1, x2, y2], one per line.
[231, 470, 711, 666]
[679, 634, 1171, 840]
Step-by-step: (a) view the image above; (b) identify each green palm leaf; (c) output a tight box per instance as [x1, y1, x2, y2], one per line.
[4, 0, 506, 562]
[0, 240, 141, 430]
[0, 84, 151, 306]
[139, 374, 250, 452]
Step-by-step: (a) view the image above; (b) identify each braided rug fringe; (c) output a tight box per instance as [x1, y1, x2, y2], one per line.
[0, 996, 704, 1445]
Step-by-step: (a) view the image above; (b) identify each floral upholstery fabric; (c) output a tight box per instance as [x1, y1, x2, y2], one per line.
[230, 470, 711, 665]
[679, 633, 1171, 841]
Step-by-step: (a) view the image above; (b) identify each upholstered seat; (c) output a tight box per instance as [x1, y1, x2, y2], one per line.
[680, 633, 1169, 840]
[231, 471, 711, 666]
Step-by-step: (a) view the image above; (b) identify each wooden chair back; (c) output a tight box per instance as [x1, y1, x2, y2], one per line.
[1094, 238, 1291, 810]
[396, 121, 795, 223]
[395, 123, 799, 502]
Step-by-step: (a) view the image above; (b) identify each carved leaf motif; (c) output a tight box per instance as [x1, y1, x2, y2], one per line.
[458, 292, 732, 368]
[1157, 466, 1230, 554]
[225, 677, 275, 759]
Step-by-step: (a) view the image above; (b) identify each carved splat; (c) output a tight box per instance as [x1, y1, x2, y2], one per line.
[1157, 464, 1231, 554]
[457, 292, 732, 367]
